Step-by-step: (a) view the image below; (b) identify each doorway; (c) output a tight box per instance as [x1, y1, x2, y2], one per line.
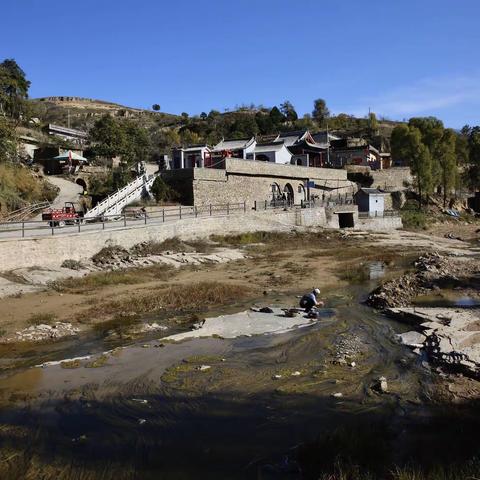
[338, 212, 354, 228]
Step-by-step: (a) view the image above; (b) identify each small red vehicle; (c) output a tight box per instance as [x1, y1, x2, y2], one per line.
[42, 202, 83, 227]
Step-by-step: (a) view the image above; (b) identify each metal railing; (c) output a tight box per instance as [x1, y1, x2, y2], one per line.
[358, 210, 399, 218]
[84, 173, 157, 218]
[0, 202, 248, 239]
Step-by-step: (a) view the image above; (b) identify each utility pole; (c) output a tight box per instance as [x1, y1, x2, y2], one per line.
[326, 121, 330, 166]
[67, 109, 71, 129]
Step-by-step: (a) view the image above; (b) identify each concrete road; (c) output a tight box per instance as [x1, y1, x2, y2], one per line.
[34, 176, 84, 220]
[0, 206, 229, 240]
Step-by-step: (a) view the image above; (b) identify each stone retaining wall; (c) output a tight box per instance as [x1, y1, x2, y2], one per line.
[355, 215, 403, 231]
[370, 167, 413, 191]
[164, 160, 354, 207]
[0, 206, 401, 271]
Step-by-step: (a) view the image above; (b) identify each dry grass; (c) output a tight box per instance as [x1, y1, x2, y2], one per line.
[50, 271, 143, 293]
[84, 281, 251, 319]
[50, 264, 174, 293]
[27, 312, 57, 326]
[211, 230, 343, 248]
[0, 164, 57, 215]
[132, 238, 214, 255]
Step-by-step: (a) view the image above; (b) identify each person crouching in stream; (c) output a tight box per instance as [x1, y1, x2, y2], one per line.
[300, 288, 324, 313]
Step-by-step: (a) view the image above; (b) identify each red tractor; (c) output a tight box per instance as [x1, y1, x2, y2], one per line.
[42, 202, 83, 227]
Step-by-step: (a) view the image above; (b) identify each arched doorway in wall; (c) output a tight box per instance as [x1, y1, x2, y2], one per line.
[297, 183, 307, 202]
[271, 182, 282, 203]
[75, 178, 87, 192]
[284, 183, 294, 205]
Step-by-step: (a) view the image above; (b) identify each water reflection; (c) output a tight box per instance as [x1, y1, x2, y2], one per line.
[368, 261, 386, 280]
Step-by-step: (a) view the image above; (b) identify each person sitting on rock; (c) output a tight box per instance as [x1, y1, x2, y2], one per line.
[299, 288, 324, 312]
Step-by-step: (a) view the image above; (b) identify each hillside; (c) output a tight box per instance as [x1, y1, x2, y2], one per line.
[30, 97, 181, 132]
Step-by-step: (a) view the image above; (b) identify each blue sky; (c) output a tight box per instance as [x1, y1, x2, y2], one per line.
[2, 0, 479, 127]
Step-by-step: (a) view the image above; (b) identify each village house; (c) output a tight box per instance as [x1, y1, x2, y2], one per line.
[330, 139, 382, 170]
[172, 144, 212, 169]
[212, 137, 256, 159]
[275, 130, 328, 168]
[248, 141, 292, 164]
[46, 124, 88, 146]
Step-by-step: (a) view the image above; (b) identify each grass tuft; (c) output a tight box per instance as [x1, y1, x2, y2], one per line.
[27, 312, 57, 326]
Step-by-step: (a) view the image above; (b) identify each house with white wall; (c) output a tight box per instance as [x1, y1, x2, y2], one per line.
[249, 141, 292, 164]
[355, 188, 389, 216]
[172, 145, 211, 169]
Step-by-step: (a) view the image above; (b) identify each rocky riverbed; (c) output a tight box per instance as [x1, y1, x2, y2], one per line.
[387, 307, 480, 377]
[367, 252, 480, 310]
[366, 251, 480, 377]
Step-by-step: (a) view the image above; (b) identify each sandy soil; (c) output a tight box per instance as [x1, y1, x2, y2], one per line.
[1, 227, 476, 342]
[0, 248, 337, 335]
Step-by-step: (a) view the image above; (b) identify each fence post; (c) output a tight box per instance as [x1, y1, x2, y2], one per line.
[51, 224, 54, 236]
[210, 204, 212, 216]
[123, 214, 127, 227]
[144, 212, 147, 225]
[102, 216, 105, 229]
[254, 201, 257, 211]
[163, 209, 165, 222]
[227, 203, 229, 215]
[265, 200, 267, 210]
[22, 222, 25, 238]
[195, 206, 198, 218]
[179, 205, 182, 220]
[244, 201, 246, 213]
[78, 220, 81, 233]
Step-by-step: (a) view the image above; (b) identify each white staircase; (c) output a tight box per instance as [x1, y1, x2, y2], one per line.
[84, 173, 157, 219]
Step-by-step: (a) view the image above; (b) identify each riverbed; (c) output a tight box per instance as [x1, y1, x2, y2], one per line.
[1, 232, 480, 479]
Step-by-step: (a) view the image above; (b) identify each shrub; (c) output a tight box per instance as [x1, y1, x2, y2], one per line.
[28, 312, 57, 325]
[61, 259, 83, 270]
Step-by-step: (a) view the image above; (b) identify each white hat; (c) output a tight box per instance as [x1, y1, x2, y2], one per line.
[313, 288, 320, 295]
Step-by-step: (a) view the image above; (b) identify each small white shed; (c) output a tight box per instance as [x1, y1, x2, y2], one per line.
[355, 188, 389, 216]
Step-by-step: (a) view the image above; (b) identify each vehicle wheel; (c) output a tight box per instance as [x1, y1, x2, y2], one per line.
[58, 221, 66, 228]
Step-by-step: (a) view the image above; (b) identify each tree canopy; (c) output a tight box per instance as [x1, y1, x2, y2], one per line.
[0, 59, 30, 121]
[312, 98, 330, 126]
[89, 115, 150, 164]
[391, 117, 463, 207]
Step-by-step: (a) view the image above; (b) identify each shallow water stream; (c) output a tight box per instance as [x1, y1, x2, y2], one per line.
[1, 270, 480, 479]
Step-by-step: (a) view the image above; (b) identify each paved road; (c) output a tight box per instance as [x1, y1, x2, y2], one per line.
[0, 206, 243, 240]
[34, 176, 83, 220]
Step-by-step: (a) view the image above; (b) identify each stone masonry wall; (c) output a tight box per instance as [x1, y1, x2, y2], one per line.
[188, 160, 353, 207]
[370, 167, 413, 191]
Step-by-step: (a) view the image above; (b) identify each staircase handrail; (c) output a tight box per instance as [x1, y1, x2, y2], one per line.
[85, 173, 157, 219]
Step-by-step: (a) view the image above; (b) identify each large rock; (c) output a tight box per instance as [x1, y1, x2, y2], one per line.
[366, 253, 476, 310]
[397, 330, 427, 348]
[386, 307, 480, 376]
